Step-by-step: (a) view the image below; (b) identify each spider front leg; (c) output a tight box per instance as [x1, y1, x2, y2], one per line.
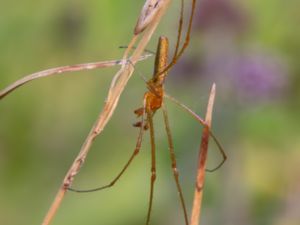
[156, 0, 197, 76]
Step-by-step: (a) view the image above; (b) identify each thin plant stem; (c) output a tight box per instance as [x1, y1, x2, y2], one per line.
[190, 83, 216, 225]
[41, 2, 171, 225]
[0, 55, 151, 100]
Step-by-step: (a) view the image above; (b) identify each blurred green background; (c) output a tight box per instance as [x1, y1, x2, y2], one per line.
[1, 0, 300, 225]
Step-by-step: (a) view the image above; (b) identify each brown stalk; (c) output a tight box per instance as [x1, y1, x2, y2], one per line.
[41, 2, 171, 225]
[190, 83, 216, 225]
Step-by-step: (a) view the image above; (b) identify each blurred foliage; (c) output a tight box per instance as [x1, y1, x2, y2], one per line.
[1, 0, 300, 225]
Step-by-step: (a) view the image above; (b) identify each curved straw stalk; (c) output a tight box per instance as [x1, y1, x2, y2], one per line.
[41, 1, 171, 225]
[0, 55, 151, 100]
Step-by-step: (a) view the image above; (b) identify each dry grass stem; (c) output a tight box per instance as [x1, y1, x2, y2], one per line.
[41, 2, 171, 225]
[190, 83, 216, 225]
[0, 55, 151, 100]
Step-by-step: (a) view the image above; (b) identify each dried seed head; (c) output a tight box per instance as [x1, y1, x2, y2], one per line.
[134, 0, 164, 34]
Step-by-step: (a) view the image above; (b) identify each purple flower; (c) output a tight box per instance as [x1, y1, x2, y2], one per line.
[234, 51, 288, 104]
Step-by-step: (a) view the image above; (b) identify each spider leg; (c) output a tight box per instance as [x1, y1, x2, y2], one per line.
[162, 103, 189, 225]
[145, 108, 157, 225]
[68, 100, 147, 193]
[173, 0, 184, 58]
[164, 94, 227, 172]
[158, 0, 197, 76]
